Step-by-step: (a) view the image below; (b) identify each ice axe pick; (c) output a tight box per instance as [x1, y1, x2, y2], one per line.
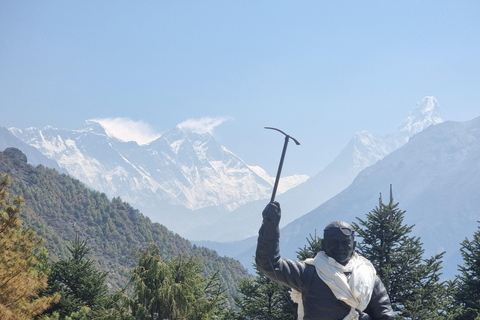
[265, 127, 300, 202]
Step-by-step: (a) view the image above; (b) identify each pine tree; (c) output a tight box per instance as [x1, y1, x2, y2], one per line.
[454, 221, 480, 320]
[296, 231, 323, 260]
[353, 185, 447, 319]
[0, 174, 59, 319]
[233, 264, 297, 320]
[124, 243, 227, 319]
[41, 233, 109, 318]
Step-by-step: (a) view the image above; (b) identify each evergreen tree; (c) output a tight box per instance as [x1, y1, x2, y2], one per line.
[124, 243, 227, 319]
[0, 149, 249, 304]
[233, 264, 297, 320]
[0, 174, 59, 319]
[296, 231, 323, 260]
[353, 185, 447, 319]
[454, 221, 480, 320]
[41, 233, 109, 318]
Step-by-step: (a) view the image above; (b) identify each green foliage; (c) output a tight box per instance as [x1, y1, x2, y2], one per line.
[39, 307, 93, 320]
[8, 147, 480, 319]
[0, 148, 249, 305]
[233, 264, 297, 320]
[0, 174, 59, 319]
[353, 186, 448, 320]
[296, 231, 322, 260]
[454, 221, 480, 320]
[120, 243, 227, 319]
[41, 233, 109, 318]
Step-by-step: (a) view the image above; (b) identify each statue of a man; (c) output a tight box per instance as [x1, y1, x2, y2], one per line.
[256, 202, 395, 320]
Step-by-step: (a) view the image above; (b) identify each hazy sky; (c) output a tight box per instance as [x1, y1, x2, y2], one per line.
[1, 1, 479, 177]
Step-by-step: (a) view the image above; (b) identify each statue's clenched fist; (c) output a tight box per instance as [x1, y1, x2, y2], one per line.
[262, 201, 281, 224]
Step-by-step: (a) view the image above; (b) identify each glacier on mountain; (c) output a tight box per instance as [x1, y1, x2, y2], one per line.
[8, 120, 307, 233]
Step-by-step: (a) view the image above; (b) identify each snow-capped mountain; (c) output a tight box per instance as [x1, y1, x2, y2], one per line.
[186, 96, 443, 241]
[0, 127, 68, 174]
[271, 115, 480, 279]
[205, 115, 480, 280]
[288, 96, 442, 216]
[396, 96, 442, 145]
[4, 96, 442, 242]
[6, 121, 307, 233]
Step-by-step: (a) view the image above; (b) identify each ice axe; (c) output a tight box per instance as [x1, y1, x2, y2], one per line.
[265, 127, 300, 202]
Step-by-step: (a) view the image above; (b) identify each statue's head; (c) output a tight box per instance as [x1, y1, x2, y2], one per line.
[323, 221, 356, 265]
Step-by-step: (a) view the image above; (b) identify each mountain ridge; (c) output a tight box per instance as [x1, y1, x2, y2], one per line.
[208, 116, 480, 280]
[6, 122, 306, 236]
[3, 96, 445, 242]
[0, 147, 250, 302]
[185, 96, 444, 241]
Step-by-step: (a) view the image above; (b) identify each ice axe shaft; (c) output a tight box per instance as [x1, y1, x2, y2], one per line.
[265, 127, 300, 202]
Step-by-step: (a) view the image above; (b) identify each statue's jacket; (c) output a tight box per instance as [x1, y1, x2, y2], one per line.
[255, 218, 395, 320]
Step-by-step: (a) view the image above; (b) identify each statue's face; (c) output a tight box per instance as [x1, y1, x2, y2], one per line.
[323, 228, 356, 265]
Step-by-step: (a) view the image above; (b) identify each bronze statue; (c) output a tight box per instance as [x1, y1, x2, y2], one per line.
[256, 202, 395, 320]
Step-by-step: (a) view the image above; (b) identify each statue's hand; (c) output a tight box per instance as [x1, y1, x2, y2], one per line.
[259, 202, 281, 239]
[262, 201, 281, 224]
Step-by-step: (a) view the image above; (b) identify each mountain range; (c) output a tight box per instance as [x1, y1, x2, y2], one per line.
[2, 96, 477, 280]
[4, 121, 307, 235]
[185, 96, 443, 241]
[2, 97, 441, 242]
[207, 115, 480, 280]
[0, 147, 249, 302]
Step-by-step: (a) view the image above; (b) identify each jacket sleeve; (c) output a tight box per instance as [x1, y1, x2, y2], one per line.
[255, 212, 307, 293]
[359, 276, 395, 320]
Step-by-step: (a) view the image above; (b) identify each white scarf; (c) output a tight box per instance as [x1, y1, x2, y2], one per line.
[290, 252, 376, 320]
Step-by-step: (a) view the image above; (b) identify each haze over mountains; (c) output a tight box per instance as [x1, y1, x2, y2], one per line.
[2, 96, 479, 280]
[4, 119, 308, 235]
[3, 97, 441, 241]
[187, 96, 443, 241]
[226, 114, 480, 280]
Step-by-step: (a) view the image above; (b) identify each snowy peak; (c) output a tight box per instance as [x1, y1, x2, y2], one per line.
[398, 96, 443, 137]
[161, 127, 194, 154]
[152, 127, 229, 168]
[347, 96, 443, 171]
[267, 96, 445, 232]
[276, 116, 480, 280]
[350, 130, 391, 170]
[81, 120, 109, 136]
[8, 122, 305, 220]
[165, 126, 217, 157]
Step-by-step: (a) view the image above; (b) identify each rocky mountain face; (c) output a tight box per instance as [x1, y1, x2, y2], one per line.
[188, 96, 443, 241]
[6, 121, 307, 234]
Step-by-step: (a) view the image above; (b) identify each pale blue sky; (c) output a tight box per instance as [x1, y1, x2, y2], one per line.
[1, 1, 479, 176]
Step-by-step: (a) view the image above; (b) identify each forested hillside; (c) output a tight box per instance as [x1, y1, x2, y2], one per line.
[0, 147, 250, 301]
